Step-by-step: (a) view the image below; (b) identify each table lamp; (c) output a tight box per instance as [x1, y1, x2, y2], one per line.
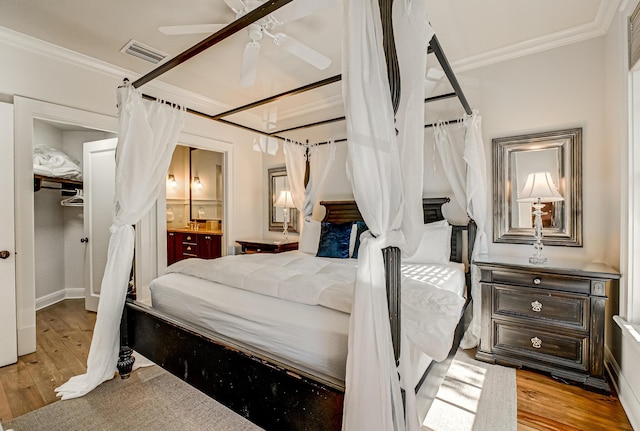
[517, 171, 564, 264]
[274, 190, 295, 242]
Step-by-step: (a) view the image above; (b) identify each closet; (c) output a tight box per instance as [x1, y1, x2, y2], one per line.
[32, 118, 115, 312]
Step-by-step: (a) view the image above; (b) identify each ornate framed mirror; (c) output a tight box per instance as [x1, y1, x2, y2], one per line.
[268, 166, 299, 233]
[493, 128, 582, 246]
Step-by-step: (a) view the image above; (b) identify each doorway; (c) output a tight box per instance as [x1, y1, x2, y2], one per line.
[32, 119, 116, 313]
[14, 96, 118, 355]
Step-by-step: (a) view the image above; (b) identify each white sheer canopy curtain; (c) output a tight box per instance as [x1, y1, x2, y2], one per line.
[434, 111, 489, 348]
[55, 83, 185, 400]
[283, 139, 336, 219]
[341, 0, 427, 430]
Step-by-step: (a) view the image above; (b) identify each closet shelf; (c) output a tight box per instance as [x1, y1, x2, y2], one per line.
[34, 174, 83, 192]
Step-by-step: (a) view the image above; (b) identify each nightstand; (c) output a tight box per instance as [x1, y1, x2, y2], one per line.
[236, 239, 298, 254]
[473, 255, 620, 392]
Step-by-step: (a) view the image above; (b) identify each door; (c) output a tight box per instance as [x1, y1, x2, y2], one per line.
[0, 101, 17, 366]
[83, 138, 117, 312]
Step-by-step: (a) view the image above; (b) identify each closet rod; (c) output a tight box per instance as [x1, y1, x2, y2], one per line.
[131, 0, 293, 89]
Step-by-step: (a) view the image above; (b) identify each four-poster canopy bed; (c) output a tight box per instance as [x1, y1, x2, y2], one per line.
[54, 0, 483, 429]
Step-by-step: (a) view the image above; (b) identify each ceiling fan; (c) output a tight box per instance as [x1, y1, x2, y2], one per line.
[159, 0, 335, 87]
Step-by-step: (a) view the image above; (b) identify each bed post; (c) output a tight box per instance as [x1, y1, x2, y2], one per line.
[378, 0, 402, 362]
[117, 304, 135, 379]
[383, 247, 402, 362]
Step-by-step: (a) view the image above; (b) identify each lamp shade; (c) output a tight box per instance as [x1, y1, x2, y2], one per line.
[518, 171, 564, 202]
[274, 190, 295, 208]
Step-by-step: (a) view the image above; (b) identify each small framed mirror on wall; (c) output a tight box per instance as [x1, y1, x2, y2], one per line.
[268, 166, 299, 233]
[493, 127, 583, 246]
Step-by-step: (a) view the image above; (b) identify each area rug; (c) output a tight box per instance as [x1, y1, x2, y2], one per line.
[422, 349, 517, 431]
[1, 365, 262, 431]
[2, 349, 516, 431]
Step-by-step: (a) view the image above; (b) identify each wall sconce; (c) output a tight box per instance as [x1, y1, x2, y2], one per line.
[517, 171, 564, 264]
[168, 174, 177, 187]
[193, 176, 203, 189]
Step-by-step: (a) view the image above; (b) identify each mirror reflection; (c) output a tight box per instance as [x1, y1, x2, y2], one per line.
[166, 145, 224, 265]
[493, 128, 582, 246]
[268, 166, 299, 233]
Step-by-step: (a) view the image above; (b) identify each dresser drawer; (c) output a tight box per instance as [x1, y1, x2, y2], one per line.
[493, 322, 588, 371]
[182, 234, 197, 244]
[181, 243, 198, 258]
[492, 270, 590, 294]
[493, 285, 589, 331]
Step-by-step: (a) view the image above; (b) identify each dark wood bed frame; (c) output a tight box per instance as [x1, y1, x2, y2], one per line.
[119, 197, 476, 430]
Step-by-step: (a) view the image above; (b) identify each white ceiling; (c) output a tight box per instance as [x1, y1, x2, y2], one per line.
[0, 0, 618, 138]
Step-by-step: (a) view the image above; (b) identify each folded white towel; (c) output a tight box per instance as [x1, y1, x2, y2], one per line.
[33, 144, 82, 180]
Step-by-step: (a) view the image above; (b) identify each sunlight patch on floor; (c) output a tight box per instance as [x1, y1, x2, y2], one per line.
[422, 359, 487, 431]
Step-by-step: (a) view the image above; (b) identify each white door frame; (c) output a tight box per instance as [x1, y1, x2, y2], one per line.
[14, 97, 118, 355]
[0, 101, 17, 366]
[147, 132, 234, 303]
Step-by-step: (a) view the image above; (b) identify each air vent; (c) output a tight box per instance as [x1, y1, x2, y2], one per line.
[120, 39, 167, 64]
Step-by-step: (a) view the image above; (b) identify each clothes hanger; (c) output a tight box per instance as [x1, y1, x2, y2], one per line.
[61, 189, 84, 207]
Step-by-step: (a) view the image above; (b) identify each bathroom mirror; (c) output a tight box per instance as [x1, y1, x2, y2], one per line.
[493, 128, 582, 246]
[268, 166, 299, 233]
[166, 145, 224, 229]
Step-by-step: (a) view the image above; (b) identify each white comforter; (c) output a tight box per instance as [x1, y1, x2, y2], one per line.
[166, 252, 356, 313]
[165, 252, 466, 362]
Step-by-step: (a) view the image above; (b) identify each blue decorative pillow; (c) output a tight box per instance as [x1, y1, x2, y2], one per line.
[352, 221, 368, 259]
[316, 221, 353, 259]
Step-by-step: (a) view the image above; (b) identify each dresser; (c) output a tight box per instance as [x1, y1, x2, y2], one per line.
[167, 229, 222, 265]
[236, 239, 298, 254]
[473, 255, 620, 391]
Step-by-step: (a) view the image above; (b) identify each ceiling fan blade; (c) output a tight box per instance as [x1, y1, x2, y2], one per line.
[271, 0, 336, 24]
[159, 24, 227, 35]
[240, 41, 261, 87]
[273, 33, 331, 70]
[223, 0, 247, 14]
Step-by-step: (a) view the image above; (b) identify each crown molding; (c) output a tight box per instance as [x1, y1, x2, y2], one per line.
[452, 0, 622, 73]
[0, 26, 231, 115]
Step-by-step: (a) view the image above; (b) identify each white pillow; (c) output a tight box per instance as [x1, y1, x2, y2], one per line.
[299, 219, 321, 255]
[404, 220, 452, 264]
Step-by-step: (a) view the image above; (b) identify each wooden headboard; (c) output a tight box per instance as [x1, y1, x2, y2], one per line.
[319, 198, 476, 265]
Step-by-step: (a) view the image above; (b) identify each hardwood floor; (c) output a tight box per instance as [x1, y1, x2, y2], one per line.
[0, 299, 635, 430]
[0, 299, 94, 422]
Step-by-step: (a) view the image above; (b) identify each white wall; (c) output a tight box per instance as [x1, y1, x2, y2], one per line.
[33, 121, 65, 301]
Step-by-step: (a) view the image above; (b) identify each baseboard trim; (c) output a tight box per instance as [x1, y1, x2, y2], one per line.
[610, 316, 640, 430]
[35, 287, 85, 311]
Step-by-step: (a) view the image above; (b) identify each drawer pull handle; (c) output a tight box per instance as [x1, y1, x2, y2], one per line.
[186, 236, 192, 240]
[187, 246, 191, 251]
[533, 277, 541, 285]
[531, 337, 542, 349]
[531, 300, 543, 312]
